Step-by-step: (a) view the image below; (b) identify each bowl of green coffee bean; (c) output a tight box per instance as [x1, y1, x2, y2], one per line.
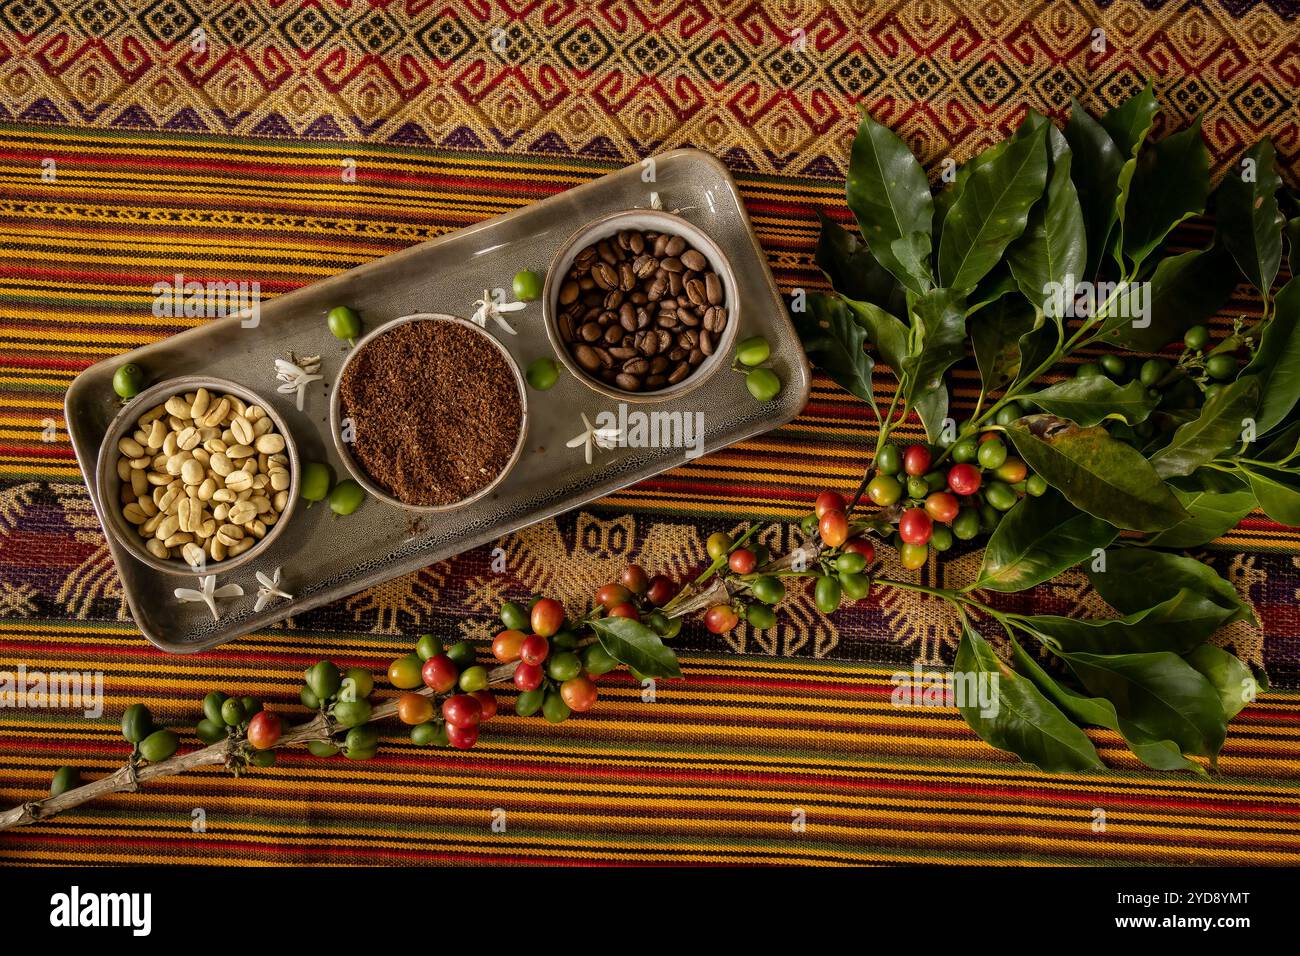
[95, 376, 300, 575]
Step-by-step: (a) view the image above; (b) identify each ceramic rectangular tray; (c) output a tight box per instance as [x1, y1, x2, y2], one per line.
[64, 149, 810, 653]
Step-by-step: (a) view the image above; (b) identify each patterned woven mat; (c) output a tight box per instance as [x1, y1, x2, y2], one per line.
[2, 1, 1300, 865]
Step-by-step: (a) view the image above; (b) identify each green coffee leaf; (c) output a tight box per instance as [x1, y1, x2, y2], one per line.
[1120, 116, 1211, 267]
[793, 294, 876, 413]
[1020, 589, 1234, 655]
[1005, 415, 1188, 532]
[1056, 649, 1227, 761]
[969, 294, 1043, 392]
[1007, 124, 1087, 314]
[1104, 82, 1159, 253]
[937, 112, 1049, 293]
[1064, 97, 1124, 279]
[1216, 139, 1284, 298]
[1184, 644, 1258, 721]
[1243, 464, 1300, 526]
[955, 624, 1103, 772]
[846, 108, 935, 293]
[845, 298, 908, 373]
[589, 616, 681, 679]
[1242, 277, 1300, 435]
[814, 210, 908, 317]
[1018, 376, 1157, 427]
[1147, 472, 1258, 549]
[974, 490, 1117, 592]
[1010, 637, 1204, 774]
[1099, 244, 1237, 352]
[902, 288, 966, 442]
[1087, 548, 1253, 625]
[1148, 375, 1260, 478]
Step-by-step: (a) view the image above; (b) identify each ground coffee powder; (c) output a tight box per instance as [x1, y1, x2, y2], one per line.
[339, 319, 524, 507]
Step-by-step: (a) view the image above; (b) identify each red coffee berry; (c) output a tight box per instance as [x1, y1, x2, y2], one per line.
[843, 537, 875, 564]
[520, 634, 549, 666]
[421, 654, 458, 693]
[530, 598, 565, 637]
[446, 722, 479, 749]
[513, 661, 543, 691]
[924, 492, 960, 524]
[947, 463, 982, 496]
[704, 604, 740, 634]
[620, 564, 650, 595]
[819, 509, 849, 548]
[899, 508, 934, 545]
[814, 490, 846, 518]
[645, 575, 677, 606]
[903, 445, 932, 476]
[728, 548, 757, 574]
[442, 693, 483, 728]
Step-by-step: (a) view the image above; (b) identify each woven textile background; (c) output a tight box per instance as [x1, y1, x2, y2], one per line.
[1, 0, 1300, 865]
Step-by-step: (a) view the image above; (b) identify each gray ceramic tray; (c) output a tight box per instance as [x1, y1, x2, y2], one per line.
[64, 149, 810, 653]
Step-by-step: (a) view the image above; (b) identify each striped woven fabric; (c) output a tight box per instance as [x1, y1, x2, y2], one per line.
[2, 0, 1300, 865]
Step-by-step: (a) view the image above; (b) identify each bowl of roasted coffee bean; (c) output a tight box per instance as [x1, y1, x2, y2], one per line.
[331, 313, 528, 512]
[95, 377, 300, 575]
[544, 210, 738, 401]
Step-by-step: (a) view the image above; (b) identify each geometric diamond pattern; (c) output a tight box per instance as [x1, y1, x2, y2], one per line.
[0, 0, 1294, 180]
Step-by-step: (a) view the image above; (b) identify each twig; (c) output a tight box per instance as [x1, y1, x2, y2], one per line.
[0, 672, 517, 831]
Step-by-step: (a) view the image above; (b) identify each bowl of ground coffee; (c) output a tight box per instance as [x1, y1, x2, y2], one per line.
[543, 210, 739, 402]
[331, 314, 528, 511]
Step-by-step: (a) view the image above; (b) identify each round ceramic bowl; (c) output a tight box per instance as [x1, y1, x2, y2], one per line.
[329, 313, 530, 512]
[95, 376, 301, 576]
[542, 209, 740, 403]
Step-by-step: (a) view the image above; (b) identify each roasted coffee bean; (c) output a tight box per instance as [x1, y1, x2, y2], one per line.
[686, 278, 707, 306]
[592, 262, 618, 289]
[681, 249, 708, 271]
[705, 273, 722, 305]
[557, 227, 728, 393]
